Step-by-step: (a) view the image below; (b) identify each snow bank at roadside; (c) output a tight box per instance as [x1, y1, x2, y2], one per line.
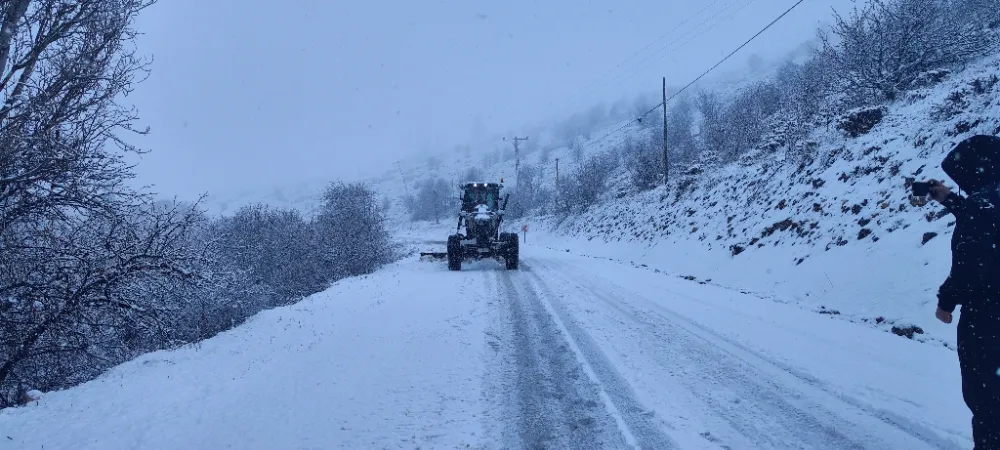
[522, 224, 959, 348]
[0, 257, 489, 450]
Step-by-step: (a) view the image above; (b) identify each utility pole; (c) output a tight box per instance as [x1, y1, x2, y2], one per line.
[395, 161, 409, 189]
[432, 184, 440, 224]
[662, 77, 669, 186]
[555, 158, 560, 187]
[504, 136, 529, 185]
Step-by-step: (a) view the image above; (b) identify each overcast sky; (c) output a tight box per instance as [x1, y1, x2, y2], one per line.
[126, 0, 854, 201]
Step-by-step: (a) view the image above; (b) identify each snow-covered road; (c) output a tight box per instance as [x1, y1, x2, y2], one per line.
[505, 255, 966, 449]
[0, 239, 974, 449]
[485, 261, 672, 449]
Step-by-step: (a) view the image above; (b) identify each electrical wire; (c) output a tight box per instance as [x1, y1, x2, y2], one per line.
[606, 0, 761, 93]
[585, 102, 665, 149]
[591, 0, 755, 99]
[558, 0, 729, 108]
[410, 0, 810, 172]
[572, 0, 809, 154]
[667, 0, 807, 103]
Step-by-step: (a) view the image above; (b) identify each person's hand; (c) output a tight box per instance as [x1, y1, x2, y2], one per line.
[936, 307, 953, 324]
[929, 179, 952, 204]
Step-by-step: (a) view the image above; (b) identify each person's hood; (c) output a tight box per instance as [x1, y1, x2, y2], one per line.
[942, 135, 1000, 193]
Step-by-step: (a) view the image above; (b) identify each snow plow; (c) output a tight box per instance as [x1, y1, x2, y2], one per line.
[420, 181, 519, 270]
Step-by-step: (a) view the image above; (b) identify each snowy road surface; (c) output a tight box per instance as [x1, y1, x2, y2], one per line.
[0, 240, 973, 449]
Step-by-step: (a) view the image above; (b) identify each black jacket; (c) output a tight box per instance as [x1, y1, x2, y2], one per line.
[937, 135, 1000, 315]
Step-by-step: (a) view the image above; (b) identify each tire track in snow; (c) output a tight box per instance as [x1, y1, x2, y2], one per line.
[517, 263, 679, 450]
[483, 267, 634, 449]
[528, 256, 957, 450]
[633, 282, 963, 450]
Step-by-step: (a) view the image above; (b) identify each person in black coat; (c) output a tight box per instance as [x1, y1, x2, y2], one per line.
[928, 134, 1000, 449]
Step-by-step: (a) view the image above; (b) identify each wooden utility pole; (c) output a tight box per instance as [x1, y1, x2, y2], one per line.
[395, 161, 409, 190]
[662, 77, 669, 186]
[505, 136, 529, 185]
[432, 184, 440, 224]
[555, 158, 560, 187]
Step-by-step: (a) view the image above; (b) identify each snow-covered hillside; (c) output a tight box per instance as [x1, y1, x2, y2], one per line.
[524, 53, 1000, 347]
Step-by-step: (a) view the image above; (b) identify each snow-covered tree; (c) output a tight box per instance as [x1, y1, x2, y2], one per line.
[405, 177, 454, 223]
[718, 81, 782, 159]
[0, 199, 204, 407]
[381, 195, 393, 214]
[667, 95, 697, 164]
[821, 0, 994, 103]
[696, 90, 726, 155]
[507, 164, 552, 218]
[316, 182, 395, 279]
[0, 0, 211, 407]
[622, 134, 662, 191]
[571, 137, 585, 162]
[951, 0, 1000, 30]
[212, 204, 328, 302]
[558, 150, 619, 213]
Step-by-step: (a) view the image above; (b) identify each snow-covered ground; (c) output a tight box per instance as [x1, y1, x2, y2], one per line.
[517, 220, 961, 347]
[1, 227, 973, 449]
[0, 246, 489, 449]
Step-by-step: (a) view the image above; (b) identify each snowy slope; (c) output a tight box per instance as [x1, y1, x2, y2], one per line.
[1, 234, 973, 449]
[522, 53, 1000, 348]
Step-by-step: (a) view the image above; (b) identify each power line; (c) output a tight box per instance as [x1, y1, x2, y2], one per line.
[558, 0, 729, 108]
[582, 102, 664, 151]
[667, 0, 807, 102]
[560, 0, 751, 115]
[607, 0, 728, 75]
[411, 0, 808, 176]
[605, 0, 760, 93]
[670, 0, 761, 58]
[570, 0, 808, 155]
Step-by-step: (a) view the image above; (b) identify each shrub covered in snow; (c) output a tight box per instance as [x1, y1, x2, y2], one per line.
[622, 135, 663, 192]
[557, 150, 620, 214]
[404, 177, 456, 223]
[316, 182, 397, 279]
[507, 164, 554, 219]
[820, 0, 996, 104]
[0, 181, 395, 408]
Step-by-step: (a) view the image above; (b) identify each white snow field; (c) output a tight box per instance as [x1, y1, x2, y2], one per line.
[0, 232, 973, 450]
